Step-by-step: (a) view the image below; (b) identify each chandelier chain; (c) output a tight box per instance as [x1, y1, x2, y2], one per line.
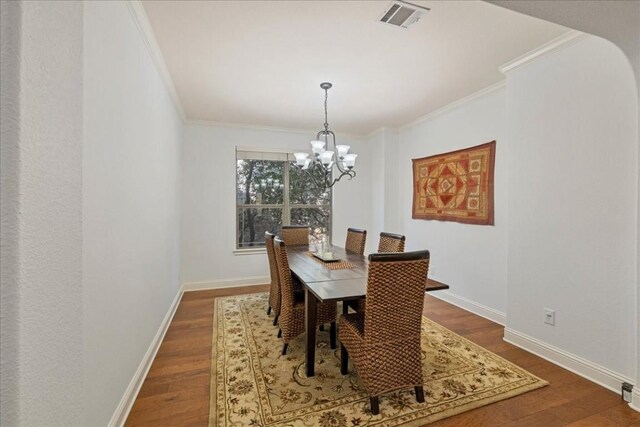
[323, 87, 329, 131]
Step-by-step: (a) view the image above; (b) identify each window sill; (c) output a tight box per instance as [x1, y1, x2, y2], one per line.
[233, 248, 267, 256]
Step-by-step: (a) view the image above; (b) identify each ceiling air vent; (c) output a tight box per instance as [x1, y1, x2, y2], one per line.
[378, 0, 429, 29]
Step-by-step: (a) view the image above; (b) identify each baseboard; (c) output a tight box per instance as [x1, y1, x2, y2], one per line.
[428, 289, 506, 326]
[183, 276, 270, 292]
[630, 387, 640, 412]
[504, 327, 635, 395]
[108, 285, 184, 427]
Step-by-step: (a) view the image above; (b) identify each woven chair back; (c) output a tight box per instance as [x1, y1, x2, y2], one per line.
[345, 228, 367, 255]
[364, 251, 430, 345]
[377, 232, 406, 253]
[273, 237, 296, 316]
[280, 225, 309, 246]
[265, 232, 281, 313]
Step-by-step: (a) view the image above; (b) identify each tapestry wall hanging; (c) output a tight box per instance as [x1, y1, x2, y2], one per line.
[412, 141, 495, 225]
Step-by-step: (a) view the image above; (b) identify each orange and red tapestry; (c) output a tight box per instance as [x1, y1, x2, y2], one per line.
[412, 141, 495, 225]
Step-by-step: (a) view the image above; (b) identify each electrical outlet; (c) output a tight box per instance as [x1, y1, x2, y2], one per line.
[622, 383, 633, 402]
[544, 308, 555, 326]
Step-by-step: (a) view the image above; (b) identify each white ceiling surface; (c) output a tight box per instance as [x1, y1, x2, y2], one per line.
[142, 0, 568, 135]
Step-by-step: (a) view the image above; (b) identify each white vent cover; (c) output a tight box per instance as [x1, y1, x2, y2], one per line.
[378, 0, 429, 29]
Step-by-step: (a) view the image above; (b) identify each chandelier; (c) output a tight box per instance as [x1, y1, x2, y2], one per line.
[293, 82, 357, 189]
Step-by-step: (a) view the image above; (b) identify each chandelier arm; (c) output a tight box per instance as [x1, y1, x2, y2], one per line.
[326, 168, 356, 188]
[335, 158, 347, 174]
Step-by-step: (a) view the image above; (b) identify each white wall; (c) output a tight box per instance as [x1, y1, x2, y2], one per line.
[396, 87, 509, 317]
[182, 124, 372, 286]
[1, 2, 22, 424]
[0, 1, 84, 425]
[83, 2, 183, 425]
[488, 0, 640, 406]
[367, 131, 386, 252]
[504, 36, 638, 380]
[366, 129, 402, 254]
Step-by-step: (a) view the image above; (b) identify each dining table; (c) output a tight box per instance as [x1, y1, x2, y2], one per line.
[286, 244, 450, 377]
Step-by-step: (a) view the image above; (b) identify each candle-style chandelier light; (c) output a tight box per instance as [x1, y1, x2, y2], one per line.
[293, 82, 357, 189]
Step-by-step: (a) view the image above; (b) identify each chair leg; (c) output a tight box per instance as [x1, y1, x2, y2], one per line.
[370, 396, 380, 415]
[273, 314, 279, 326]
[281, 343, 288, 355]
[329, 321, 337, 349]
[319, 324, 325, 331]
[267, 306, 271, 315]
[340, 343, 349, 375]
[415, 386, 425, 403]
[277, 329, 282, 338]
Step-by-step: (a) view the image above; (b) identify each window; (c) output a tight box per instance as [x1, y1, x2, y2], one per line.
[236, 150, 331, 249]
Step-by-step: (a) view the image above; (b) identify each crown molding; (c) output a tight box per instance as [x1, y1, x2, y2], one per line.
[184, 118, 367, 140]
[499, 30, 588, 74]
[398, 80, 506, 132]
[125, 1, 186, 121]
[122, 5, 584, 141]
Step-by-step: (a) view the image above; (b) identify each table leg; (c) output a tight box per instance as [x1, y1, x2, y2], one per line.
[305, 289, 318, 377]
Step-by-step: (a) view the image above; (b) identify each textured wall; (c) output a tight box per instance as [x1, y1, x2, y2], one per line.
[366, 129, 401, 255]
[82, 2, 183, 425]
[1, 1, 22, 425]
[397, 88, 508, 315]
[0, 1, 85, 425]
[505, 35, 637, 378]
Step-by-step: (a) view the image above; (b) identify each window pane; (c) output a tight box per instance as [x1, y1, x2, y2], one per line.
[290, 207, 330, 243]
[288, 162, 331, 205]
[236, 160, 284, 205]
[237, 208, 282, 248]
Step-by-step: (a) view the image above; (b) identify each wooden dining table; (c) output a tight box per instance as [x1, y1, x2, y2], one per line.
[286, 244, 450, 377]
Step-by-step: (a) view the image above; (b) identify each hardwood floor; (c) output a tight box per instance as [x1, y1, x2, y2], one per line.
[125, 286, 640, 426]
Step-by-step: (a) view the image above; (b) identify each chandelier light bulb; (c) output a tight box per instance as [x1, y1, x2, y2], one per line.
[343, 153, 357, 169]
[320, 151, 334, 165]
[310, 140, 325, 155]
[294, 152, 309, 167]
[336, 145, 350, 159]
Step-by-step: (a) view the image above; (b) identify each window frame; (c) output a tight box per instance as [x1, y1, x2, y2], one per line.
[235, 148, 332, 252]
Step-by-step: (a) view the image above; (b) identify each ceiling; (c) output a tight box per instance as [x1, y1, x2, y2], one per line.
[142, 0, 568, 135]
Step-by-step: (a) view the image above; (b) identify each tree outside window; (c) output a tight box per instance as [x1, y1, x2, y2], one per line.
[236, 151, 331, 248]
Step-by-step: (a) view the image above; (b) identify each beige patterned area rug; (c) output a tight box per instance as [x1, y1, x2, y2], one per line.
[210, 293, 547, 426]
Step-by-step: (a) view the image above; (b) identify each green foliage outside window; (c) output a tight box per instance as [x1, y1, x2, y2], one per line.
[237, 158, 331, 248]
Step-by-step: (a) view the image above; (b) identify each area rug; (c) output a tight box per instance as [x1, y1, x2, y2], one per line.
[210, 293, 546, 426]
[412, 141, 496, 225]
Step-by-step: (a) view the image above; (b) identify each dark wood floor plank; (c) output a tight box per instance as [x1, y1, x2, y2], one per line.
[125, 286, 640, 426]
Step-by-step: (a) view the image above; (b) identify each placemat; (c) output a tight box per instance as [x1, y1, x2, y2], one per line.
[306, 252, 357, 270]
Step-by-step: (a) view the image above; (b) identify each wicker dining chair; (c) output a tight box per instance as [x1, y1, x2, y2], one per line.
[265, 232, 282, 326]
[280, 225, 310, 246]
[378, 232, 406, 253]
[345, 228, 367, 255]
[339, 250, 430, 415]
[273, 237, 337, 354]
[348, 232, 408, 314]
